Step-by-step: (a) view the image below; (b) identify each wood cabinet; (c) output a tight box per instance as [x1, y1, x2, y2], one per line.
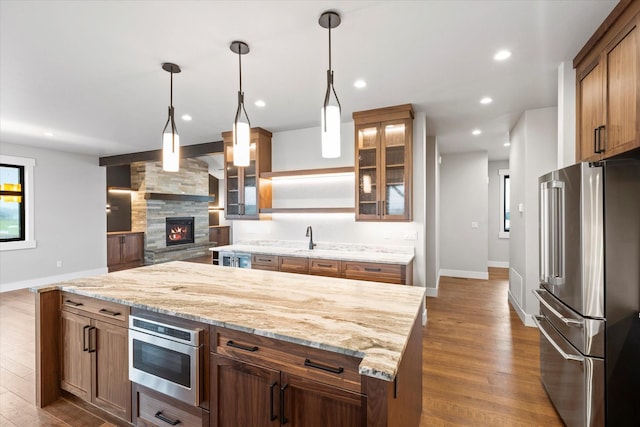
[575, 1, 640, 162]
[211, 327, 365, 427]
[308, 258, 342, 277]
[107, 231, 144, 272]
[136, 385, 209, 427]
[342, 260, 412, 285]
[353, 104, 414, 221]
[223, 127, 272, 219]
[279, 256, 309, 274]
[252, 254, 280, 271]
[60, 293, 131, 422]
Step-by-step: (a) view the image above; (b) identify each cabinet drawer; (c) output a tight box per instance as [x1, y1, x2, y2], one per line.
[214, 327, 362, 393]
[309, 258, 342, 277]
[61, 292, 129, 326]
[251, 254, 279, 271]
[279, 256, 309, 274]
[342, 261, 404, 284]
[137, 388, 208, 427]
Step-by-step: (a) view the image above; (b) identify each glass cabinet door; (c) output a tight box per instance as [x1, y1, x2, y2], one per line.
[381, 120, 408, 219]
[242, 142, 258, 216]
[225, 143, 240, 216]
[356, 124, 380, 219]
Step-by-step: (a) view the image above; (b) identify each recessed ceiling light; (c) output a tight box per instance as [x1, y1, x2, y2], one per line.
[43, 131, 54, 137]
[255, 100, 266, 107]
[480, 97, 493, 105]
[504, 142, 511, 147]
[354, 80, 367, 89]
[181, 114, 192, 121]
[494, 50, 512, 61]
[472, 129, 482, 136]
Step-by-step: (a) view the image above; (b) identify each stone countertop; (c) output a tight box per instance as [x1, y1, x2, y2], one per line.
[34, 261, 425, 382]
[210, 240, 415, 265]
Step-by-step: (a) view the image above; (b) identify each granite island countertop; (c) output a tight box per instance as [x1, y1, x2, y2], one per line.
[34, 261, 425, 382]
[210, 239, 415, 265]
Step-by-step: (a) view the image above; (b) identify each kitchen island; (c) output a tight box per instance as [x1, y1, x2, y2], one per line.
[33, 261, 425, 427]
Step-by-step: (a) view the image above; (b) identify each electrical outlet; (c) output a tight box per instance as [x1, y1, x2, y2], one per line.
[403, 231, 418, 240]
[471, 222, 479, 229]
[56, 261, 63, 268]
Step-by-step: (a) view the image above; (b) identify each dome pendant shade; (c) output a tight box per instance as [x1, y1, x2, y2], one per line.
[161, 62, 181, 172]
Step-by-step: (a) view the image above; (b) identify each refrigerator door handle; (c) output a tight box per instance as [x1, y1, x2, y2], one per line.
[533, 290, 583, 327]
[547, 180, 565, 286]
[533, 315, 584, 363]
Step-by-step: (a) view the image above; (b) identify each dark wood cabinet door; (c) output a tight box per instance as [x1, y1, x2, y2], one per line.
[106, 235, 122, 267]
[577, 60, 604, 162]
[281, 373, 366, 427]
[211, 354, 280, 427]
[60, 311, 91, 400]
[92, 319, 131, 421]
[121, 233, 143, 264]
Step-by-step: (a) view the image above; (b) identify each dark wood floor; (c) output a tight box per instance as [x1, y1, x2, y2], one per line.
[0, 267, 562, 426]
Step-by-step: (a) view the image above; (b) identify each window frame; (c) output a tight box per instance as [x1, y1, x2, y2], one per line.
[0, 155, 36, 251]
[499, 168, 510, 239]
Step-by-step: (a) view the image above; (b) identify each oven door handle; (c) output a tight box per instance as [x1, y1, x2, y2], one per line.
[154, 411, 181, 426]
[533, 290, 583, 327]
[533, 315, 583, 363]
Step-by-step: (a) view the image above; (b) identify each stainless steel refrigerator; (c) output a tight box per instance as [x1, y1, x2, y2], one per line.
[534, 158, 640, 427]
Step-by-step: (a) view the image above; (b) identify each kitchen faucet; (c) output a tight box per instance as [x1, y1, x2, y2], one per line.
[305, 226, 316, 250]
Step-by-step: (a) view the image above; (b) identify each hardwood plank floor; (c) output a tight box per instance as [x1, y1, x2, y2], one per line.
[0, 267, 562, 426]
[421, 268, 563, 426]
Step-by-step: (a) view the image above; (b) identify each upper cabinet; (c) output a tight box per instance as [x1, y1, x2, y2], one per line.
[575, 0, 640, 162]
[353, 104, 414, 221]
[222, 127, 272, 220]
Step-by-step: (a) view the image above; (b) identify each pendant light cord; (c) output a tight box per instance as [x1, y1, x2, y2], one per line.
[328, 15, 332, 71]
[238, 47, 243, 93]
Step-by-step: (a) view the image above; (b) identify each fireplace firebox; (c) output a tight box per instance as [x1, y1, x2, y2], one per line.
[166, 217, 195, 246]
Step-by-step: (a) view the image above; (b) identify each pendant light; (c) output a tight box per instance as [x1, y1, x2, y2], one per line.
[161, 62, 181, 172]
[319, 11, 342, 159]
[231, 41, 251, 167]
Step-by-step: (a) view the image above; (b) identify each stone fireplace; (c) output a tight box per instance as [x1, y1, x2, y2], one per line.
[131, 158, 212, 264]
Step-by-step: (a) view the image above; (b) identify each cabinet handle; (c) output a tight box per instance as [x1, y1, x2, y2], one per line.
[154, 411, 181, 426]
[226, 340, 259, 352]
[65, 299, 83, 307]
[597, 125, 606, 153]
[280, 384, 289, 425]
[257, 258, 271, 263]
[304, 358, 344, 374]
[88, 326, 97, 353]
[317, 263, 333, 268]
[99, 308, 121, 317]
[364, 267, 382, 272]
[593, 127, 599, 154]
[269, 381, 278, 421]
[82, 325, 90, 352]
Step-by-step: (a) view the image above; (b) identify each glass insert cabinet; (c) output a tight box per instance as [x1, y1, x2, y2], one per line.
[222, 127, 272, 219]
[353, 104, 414, 221]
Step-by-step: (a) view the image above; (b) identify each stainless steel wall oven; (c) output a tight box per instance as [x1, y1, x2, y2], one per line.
[128, 315, 203, 406]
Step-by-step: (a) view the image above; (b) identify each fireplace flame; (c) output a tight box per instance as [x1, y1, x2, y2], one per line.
[168, 226, 188, 241]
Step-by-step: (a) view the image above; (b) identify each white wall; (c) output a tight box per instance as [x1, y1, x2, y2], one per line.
[488, 160, 510, 267]
[0, 142, 107, 291]
[508, 107, 558, 326]
[439, 151, 489, 279]
[232, 114, 427, 287]
[558, 61, 576, 168]
[424, 136, 440, 296]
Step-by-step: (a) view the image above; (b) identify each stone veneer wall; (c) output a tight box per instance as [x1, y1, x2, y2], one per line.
[131, 158, 210, 264]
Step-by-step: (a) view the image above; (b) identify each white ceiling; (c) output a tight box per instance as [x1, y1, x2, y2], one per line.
[0, 0, 617, 161]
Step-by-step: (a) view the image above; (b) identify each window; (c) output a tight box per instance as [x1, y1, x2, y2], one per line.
[499, 169, 510, 238]
[0, 155, 36, 250]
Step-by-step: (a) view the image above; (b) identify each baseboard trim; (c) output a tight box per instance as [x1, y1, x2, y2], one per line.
[439, 269, 488, 280]
[488, 260, 510, 268]
[0, 268, 108, 293]
[507, 290, 536, 327]
[424, 287, 438, 297]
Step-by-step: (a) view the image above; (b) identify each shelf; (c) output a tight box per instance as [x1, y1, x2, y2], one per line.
[143, 193, 214, 202]
[260, 166, 354, 179]
[260, 207, 355, 214]
[358, 201, 378, 204]
[358, 166, 377, 170]
[385, 164, 405, 168]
